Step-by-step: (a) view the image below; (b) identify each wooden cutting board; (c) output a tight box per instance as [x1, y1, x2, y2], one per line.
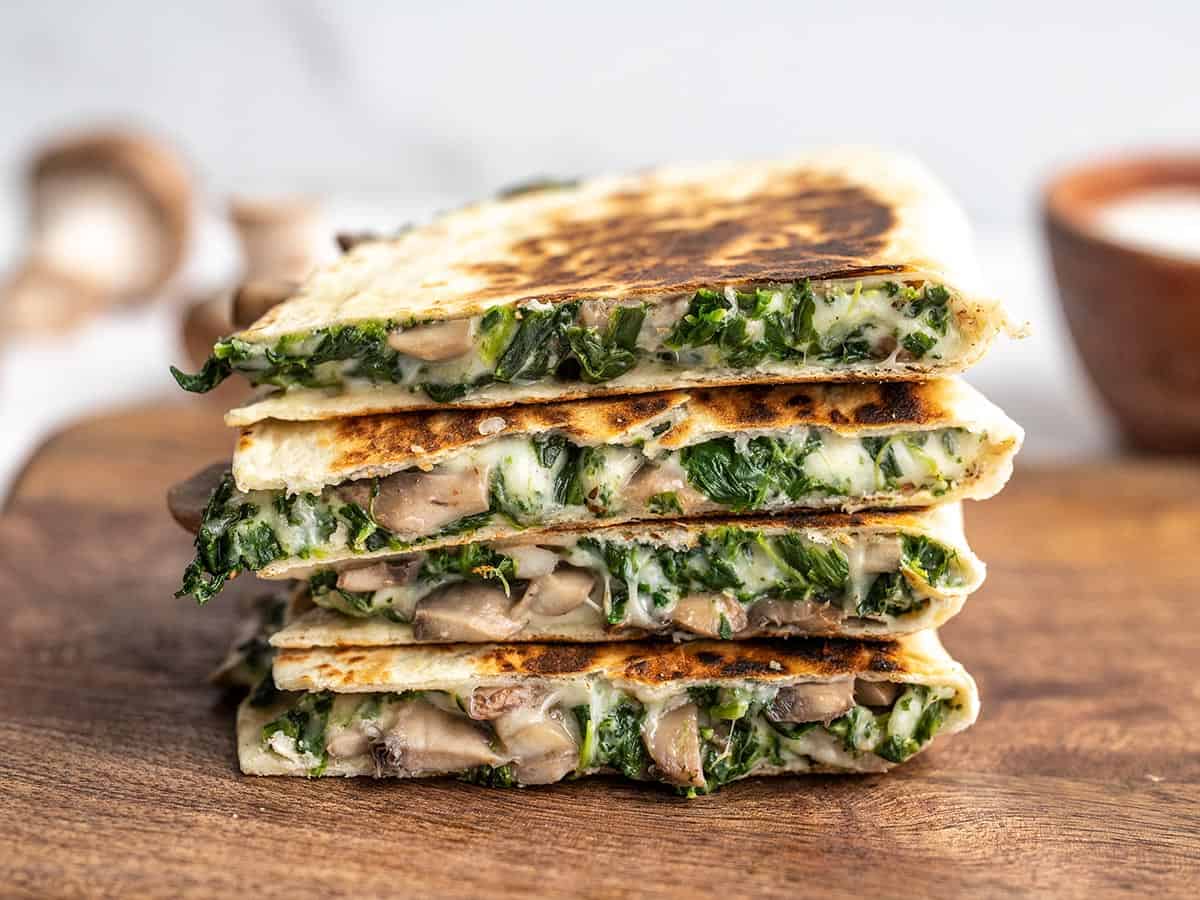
[2, 402, 1197, 899]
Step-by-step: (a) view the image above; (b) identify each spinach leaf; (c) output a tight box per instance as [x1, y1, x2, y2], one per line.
[826, 706, 880, 753]
[902, 330, 937, 359]
[478, 306, 518, 364]
[665, 288, 732, 348]
[262, 691, 334, 775]
[819, 326, 873, 364]
[459, 764, 519, 787]
[699, 714, 764, 792]
[494, 303, 577, 382]
[771, 535, 850, 598]
[419, 544, 517, 589]
[421, 381, 474, 403]
[563, 304, 645, 383]
[901, 534, 957, 586]
[680, 437, 791, 512]
[595, 702, 650, 779]
[308, 570, 376, 615]
[903, 284, 951, 335]
[647, 491, 683, 516]
[170, 355, 232, 393]
[177, 472, 285, 604]
[858, 572, 915, 617]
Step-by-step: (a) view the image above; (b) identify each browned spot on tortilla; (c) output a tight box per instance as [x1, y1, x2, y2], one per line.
[851, 383, 928, 426]
[457, 174, 902, 302]
[515, 644, 602, 676]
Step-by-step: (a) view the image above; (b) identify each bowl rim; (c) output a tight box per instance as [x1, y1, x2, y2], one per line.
[1043, 151, 1200, 272]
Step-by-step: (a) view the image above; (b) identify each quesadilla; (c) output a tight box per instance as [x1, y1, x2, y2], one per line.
[169, 150, 1014, 423]
[238, 631, 978, 793]
[172, 380, 1020, 603]
[269, 504, 982, 645]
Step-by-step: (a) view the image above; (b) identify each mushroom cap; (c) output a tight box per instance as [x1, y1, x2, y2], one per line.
[30, 128, 193, 301]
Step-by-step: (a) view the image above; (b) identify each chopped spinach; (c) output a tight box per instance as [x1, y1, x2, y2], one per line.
[177, 472, 285, 604]
[594, 702, 650, 779]
[494, 303, 578, 382]
[262, 691, 334, 776]
[647, 491, 683, 516]
[901, 534, 958, 586]
[459, 764, 519, 787]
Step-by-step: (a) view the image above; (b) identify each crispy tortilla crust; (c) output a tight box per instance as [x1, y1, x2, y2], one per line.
[218, 150, 1011, 423]
[232, 377, 1022, 493]
[270, 630, 974, 700]
[237, 150, 993, 338]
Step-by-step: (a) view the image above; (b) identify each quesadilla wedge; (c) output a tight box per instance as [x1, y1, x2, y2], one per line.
[239, 631, 978, 793]
[268, 504, 982, 645]
[169, 149, 1014, 423]
[172, 380, 1020, 603]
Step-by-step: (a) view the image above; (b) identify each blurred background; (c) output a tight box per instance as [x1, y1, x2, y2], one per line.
[3, 0, 1199, 493]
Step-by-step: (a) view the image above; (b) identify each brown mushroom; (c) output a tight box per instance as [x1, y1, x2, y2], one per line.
[2, 128, 192, 333]
[370, 467, 491, 536]
[668, 593, 748, 638]
[765, 681, 856, 725]
[854, 679, 900, 708]
[167, 461, 229, 532]
[512, 567, 596, 618]
[229, 196, 324, 282]
[645, 703, 705, 788]
[231, 277, 300, 329]
[371, 697, 503, 775]
[336, 558, 421, 593]
[493, 708, 578, 785]
[387, 319, 474, 361]
[624, 459, 707, 513]
[747, 598, 845, 633]
[467, 684, 547, 720]
[411, 583, 523, 642]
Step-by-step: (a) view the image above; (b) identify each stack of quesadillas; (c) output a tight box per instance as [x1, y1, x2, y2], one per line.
[169, 149, 1021, 794]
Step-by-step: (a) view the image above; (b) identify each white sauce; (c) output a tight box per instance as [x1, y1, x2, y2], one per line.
[1093, 188, 1200, 262]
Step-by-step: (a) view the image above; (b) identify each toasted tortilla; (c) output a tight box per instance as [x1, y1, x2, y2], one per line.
[270, 503, 982, 644]
[222, 149, 1012, 423]
[242, 631, 977, 779]
[269, 629, 976, 705]
[234, 377, 1022, 494]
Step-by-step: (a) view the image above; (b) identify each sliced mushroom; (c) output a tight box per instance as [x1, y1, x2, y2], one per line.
[493, 707, 578, 786]
[500, 545, 560, 580]
[641, 294, 691, 348]
[231, 277, 299, 329]
[668, 593, 748, 638]
[513, 567, 596, 618]
[747, 598, 844, 633]
[229, 196, 323, 282]
[624, 458, 707, 513]
[371, 698, 503, 776]
[645, 703, 704, 788]
[336, 557, 421, 593]
[766, 681, 856, 725]
[326, 727, 371, 760]
[370, 467, 491, 536]
[387, 319, 474, 361]
[854, 679, 900, 708]
[411, 583, 522, 642]
[334, 480, 375, 511]
[167, 462, 230, 532]
[467, 684, 546, 720]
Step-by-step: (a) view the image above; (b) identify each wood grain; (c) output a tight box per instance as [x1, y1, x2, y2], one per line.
[2, 405, 1198, 899]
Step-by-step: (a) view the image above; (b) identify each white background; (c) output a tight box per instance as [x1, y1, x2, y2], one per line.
[3, 1, 1198, 488]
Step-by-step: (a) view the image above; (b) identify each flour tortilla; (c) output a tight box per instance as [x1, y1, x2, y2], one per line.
[269, 503, 982, 644]
[234, 377, 1022, 494]
[222, 148, 1013, 423]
